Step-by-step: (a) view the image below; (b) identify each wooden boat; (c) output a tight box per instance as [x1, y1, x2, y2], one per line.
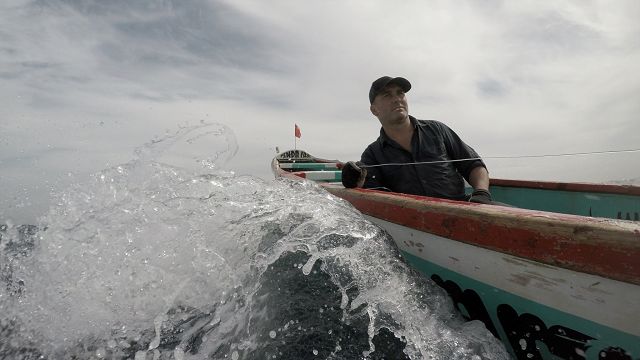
[272, 149, 640, 360]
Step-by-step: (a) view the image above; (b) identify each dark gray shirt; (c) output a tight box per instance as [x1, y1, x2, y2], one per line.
[361, 116, 485, 200]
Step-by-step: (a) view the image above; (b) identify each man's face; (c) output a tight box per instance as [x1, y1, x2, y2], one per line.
[370, 83, 409, 126]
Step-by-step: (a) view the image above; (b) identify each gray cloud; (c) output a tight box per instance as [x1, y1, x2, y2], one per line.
[476, 78, 507, 98]
[1, 0, 639, 224]
[5, 0, 296, 110]
[509, 11, 603, 53]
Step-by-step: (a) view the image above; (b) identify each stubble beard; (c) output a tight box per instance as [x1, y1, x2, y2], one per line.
[387, 109, 408, 126]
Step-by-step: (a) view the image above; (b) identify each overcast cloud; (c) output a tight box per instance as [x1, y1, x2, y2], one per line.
[1, 0, 639, 223]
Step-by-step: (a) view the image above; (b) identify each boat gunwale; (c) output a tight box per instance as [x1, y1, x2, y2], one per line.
[490, 178, 640, 196]
[320, 185, 640, 286]
[271, 153, 640, 357]
[272, 154, 640, 285]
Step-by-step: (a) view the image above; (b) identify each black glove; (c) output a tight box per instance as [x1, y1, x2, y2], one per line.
[469, 189, 492, 204]
[341, 161, 366, 188]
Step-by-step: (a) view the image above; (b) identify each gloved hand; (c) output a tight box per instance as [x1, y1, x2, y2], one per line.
[469, 189, 492, 204]
[341, 161, 367, 188]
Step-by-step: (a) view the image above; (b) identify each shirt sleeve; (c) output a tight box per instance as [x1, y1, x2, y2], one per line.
[439, 122, 486, 181]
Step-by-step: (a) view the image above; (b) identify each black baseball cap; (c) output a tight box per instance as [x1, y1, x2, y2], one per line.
[369, 76, 411, 104]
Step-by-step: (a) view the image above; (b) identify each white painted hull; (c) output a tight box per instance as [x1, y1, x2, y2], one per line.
[368, 216, 640, 359]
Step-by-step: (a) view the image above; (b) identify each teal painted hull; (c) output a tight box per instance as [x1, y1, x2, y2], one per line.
[489, 185, 639, 221]
[402, 251, 640, 360]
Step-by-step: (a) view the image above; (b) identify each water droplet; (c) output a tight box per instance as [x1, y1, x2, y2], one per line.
[519, 338, 527, 350]
[302, 255, 318, 275]
[269, 330, 277, 339]
[313, 349, 318, 355]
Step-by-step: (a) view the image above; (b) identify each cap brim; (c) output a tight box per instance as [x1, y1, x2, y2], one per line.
[387, 77, 411, 93]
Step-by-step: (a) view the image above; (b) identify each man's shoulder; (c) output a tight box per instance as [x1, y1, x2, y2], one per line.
[413, 118, 451, 135]
[363, 139, 382, 153]
[361, 132, 387, 161]
[414, 118, 446, 128]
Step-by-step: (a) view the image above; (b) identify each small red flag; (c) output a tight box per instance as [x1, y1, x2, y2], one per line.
[294, 124, 301, 138]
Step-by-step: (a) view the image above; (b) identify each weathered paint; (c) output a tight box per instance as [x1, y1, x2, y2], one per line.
[271, 157, 342, 183]
[401, 250, 640, 359]
[324, 186, 640, 286]
[279, 162, 340, 170]
[272, 153, 640, 359]
[370, 216, 640, 338]
[285, 171, 341, 182]
[293, 170, 341, 182]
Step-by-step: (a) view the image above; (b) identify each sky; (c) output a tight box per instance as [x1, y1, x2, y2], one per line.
[1, 0, 639, 224]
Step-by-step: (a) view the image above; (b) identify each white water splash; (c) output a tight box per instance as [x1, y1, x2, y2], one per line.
[1, 151, 509, 359]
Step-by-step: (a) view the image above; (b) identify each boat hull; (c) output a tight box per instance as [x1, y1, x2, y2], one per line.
[321, 185, 640, 359]
[271, 151, 640, 359]
[370, 216, 640, 359]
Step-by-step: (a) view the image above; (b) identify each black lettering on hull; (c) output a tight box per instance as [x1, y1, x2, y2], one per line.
[427, 273, 638, 359]
[616, 212, 639, 221]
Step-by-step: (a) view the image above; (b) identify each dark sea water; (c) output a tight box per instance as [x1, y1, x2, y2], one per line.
[0, 126, 509, 359]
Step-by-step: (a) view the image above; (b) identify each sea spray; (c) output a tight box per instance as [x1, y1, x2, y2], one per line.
[0, 161, 509, 359]
[0, 124, 509, 359]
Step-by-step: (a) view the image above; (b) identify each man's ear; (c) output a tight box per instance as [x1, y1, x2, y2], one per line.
[370, 104, 378, 116]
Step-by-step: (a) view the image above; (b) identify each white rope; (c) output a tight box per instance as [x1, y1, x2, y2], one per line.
[360, 148, 640, 168]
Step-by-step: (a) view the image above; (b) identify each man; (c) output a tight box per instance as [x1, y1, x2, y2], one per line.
[342, 76, 493, 204]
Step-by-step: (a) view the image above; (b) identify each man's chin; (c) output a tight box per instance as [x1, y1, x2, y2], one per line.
[394, 109, 407, 117]
[393, 112, 408, 121]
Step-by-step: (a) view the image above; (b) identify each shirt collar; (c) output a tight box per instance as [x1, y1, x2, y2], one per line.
[377, 115, 418, 146]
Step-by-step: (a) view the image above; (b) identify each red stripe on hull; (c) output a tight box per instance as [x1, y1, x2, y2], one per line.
[324, 187, 640, 286]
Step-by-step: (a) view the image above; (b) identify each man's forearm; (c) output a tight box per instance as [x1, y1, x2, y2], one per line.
[469, 166, 490, 190]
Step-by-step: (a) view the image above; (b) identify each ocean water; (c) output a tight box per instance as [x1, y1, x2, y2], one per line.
[0, 125, 509, 359]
